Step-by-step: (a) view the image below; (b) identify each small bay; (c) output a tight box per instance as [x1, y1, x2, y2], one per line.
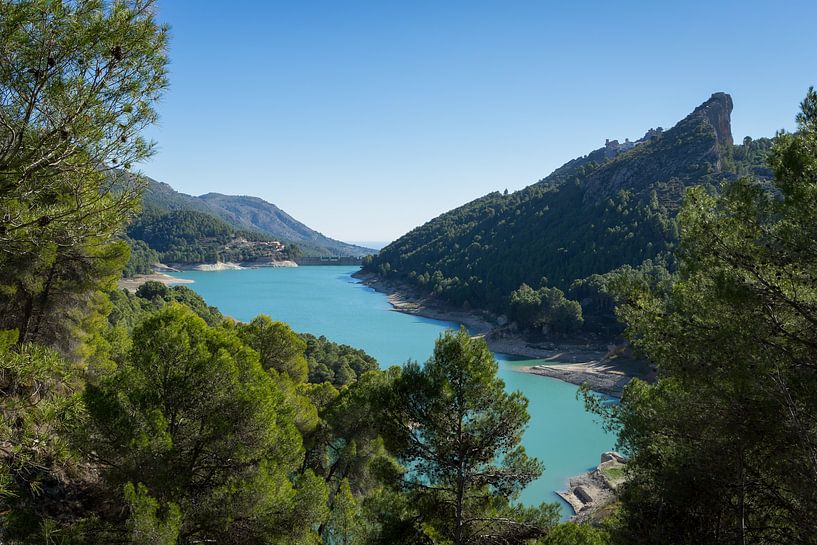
[169, 265, 616, 514]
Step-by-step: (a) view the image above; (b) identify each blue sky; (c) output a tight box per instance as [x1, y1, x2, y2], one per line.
[143, 0, 817, 243]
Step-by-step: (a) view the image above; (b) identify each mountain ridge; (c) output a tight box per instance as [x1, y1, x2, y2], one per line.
[363, 92, 775, 334]
[137, 177, 373, 257]
[581, 92, 735, 203]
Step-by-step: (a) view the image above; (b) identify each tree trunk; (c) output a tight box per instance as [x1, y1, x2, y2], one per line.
[17, 292, 34, 345]
[30, 261, 57, 338]
[454, 400, 465, 545]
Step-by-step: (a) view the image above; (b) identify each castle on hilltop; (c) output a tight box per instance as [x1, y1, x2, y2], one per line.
[604, 127, 664, 158]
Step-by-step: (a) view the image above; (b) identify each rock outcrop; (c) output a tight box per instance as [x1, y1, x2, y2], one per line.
[557, 452, 628, 522]
[582, 92, 735, 203]
[600, 451, 627, 464]
[695, 91, 734, 147]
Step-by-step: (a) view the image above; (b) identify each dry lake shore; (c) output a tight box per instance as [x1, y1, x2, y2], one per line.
[117, 271, 194, 292]
[354, 271, 653, 397]
[117, 260, 298, 292]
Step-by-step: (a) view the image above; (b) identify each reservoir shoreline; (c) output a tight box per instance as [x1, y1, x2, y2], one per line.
[117, 260, 297, 291]
[353, 270, 652, 397]
[120, 265, 649, 398]
[118, 271, 194, 291]
[155, 264, 618, 512]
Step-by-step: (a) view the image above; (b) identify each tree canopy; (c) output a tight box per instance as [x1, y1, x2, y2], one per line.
[0, 0, 168, 354]
[84, 304, 327, 544]
[594, 87, 817, 545]
[378, 328, 559, 544]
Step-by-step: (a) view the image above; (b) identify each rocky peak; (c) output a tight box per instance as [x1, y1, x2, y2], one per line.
[689, 92, 734, 147]
[579, 92, 736, 202]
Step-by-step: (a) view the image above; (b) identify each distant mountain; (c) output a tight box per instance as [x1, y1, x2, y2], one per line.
[364, 93, 774, 332]
[127, 208, 280, 266]
[138, 176, 215, 214]
[197, 192, 363, 255]
[136, 177, 373, 258]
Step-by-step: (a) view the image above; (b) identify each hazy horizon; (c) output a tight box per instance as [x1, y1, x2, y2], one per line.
[345, 241, 391, 251]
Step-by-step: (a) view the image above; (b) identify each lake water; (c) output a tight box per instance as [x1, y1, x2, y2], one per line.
[169, 266, 616, 514]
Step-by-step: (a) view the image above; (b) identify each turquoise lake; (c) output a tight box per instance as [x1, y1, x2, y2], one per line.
[169, 266, 616, 515]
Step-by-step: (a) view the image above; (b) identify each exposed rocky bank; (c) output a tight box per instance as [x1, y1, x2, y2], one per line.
[558, 451, 627, 522]
[353, 272, 653, 396]
[117, 272, 194, 292]
[118, 259, 299, 292]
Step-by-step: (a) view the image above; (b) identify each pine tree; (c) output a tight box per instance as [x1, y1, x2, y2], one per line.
[0, 0, 168, 353]
[380, 328, 558, 544]
[83, 304, 328, 544]
[601, 88, 817, 545]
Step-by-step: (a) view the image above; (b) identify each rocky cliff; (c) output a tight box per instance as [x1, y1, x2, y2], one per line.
[364, 93, 775, 330]
[582, 92, 735, 204]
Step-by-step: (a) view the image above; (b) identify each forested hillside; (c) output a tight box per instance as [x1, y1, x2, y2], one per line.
[365, 93, 774, 334]
[127, 207, 286, 265]
[137, 175, 372, 258]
